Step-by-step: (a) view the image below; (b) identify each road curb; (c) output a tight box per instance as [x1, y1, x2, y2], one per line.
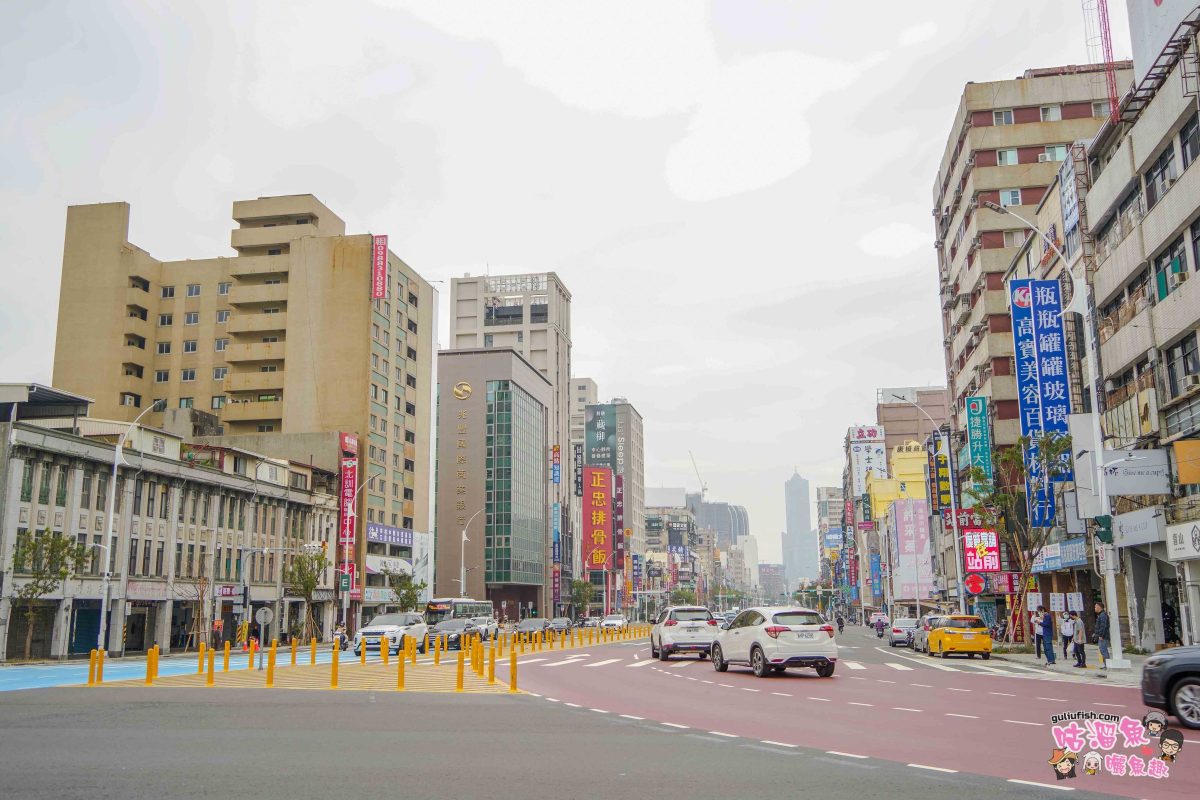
[988, 652, 1139, 686]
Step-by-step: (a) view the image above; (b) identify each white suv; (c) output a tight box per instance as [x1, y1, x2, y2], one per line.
[471, 616, 499, 640]
[711, 606, 837, 678]
[353, 612, 429, 656]
[650, 606, 717, 660]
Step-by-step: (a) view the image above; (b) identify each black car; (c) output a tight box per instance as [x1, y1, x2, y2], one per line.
[1141, 644, 1200, 729]
[515, 618, 549, 636]
[547, 617, 573, 633]
[430, 619, 478, 651]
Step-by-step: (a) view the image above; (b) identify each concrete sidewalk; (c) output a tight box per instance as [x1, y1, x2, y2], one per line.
[990, 647, 1147, 686]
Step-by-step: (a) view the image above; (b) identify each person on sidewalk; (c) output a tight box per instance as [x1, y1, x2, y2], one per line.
[1039, 606, 1056, 665]
[1030, 608, 1043, 659]
[1071, 611, 1087, 667]
[1060, 611, 1074, 660]
[1094, 602, 1110, 670]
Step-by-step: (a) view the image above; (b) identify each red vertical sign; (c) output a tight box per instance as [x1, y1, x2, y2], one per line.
[583, 467, 612, 574]
[371, 234, 388, 299]
[339, 456, 358, 545]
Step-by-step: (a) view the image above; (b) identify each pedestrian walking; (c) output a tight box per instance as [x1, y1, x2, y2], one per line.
[1060, 611, 1074, 660]
[1071, 612, 1087, 668]
[1039, 606, 1056, 665]
[1094, 602, 1110, 669]
[1030, 608, 1043, 658]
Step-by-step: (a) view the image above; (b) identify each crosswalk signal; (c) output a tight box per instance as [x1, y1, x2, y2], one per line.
[1095, 515, 1113, 544]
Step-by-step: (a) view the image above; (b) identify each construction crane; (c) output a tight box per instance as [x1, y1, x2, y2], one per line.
[689, 450, 708, 501]
[1082, 0, 1120, 123]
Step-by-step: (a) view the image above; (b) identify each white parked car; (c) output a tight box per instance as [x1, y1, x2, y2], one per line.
[650, 606, 717, 660]
[471, 616, 499, 640]
[600, 614, 628, 630]
[354, 612, 428, 656]
[711, 606, 837, 678]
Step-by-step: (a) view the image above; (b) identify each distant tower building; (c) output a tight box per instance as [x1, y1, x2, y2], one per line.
[782, 471, 814, 589]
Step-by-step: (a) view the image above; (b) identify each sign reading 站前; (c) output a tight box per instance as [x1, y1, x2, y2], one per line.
[1009, 279, 1074, 527]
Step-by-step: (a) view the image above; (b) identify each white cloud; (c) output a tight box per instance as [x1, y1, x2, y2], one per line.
[857, 221, 930, 259]
[899, 22, 939, 46]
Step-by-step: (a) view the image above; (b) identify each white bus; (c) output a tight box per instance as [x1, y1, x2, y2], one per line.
[424, 597, 494, 625]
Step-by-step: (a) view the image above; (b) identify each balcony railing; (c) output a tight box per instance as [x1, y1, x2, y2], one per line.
[1094, 201, 1145, 267]
[1098, 287, 1151, 343]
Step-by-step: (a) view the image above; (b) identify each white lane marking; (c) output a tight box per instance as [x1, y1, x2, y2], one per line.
[844, 661, 866, 670]
[761, 740, 797, 748]
[741, 688, 760, 692]
[911, 683, 933, 688]
[528, 692, 542, 697]
[966, 664, 1018, 675]
[989, 691, 1016, 697]
[848, 701, 873, 707]
[874, 647, 961, 671]
[626, 660, 655, 668]
[771, 692, 792, 697]
[826, 751, 868, 759]
[661, 722, 688, 729]
[589, 708, 608, 714]
[876, 679, 896, 684]
[1004, 719, 1044, 726]
[584, 658, 622, 668]
[885, 663, 914, 671]
[908, 764, 958, 773]
[546, 698, 560, 702]
[1093, 702, 1124, 708]
[893, 707, 923, 712]
[670, 661, 693, 669]
[518, 658, 548, 664]
[1037, 697, 1067, 702]
[701, 680, 714, 684]
[542, 658, 587, 667]
[619, 714, 644, 720]
[808, 697, 831, 702]
[709, 731, 737, 738]
[718, 683, 734, 688]
[685, 677, 698, 681]
[997, 663, 1059, 675]
[946, 687, 971, 692]
[945, 713, 978, 719]
[1007, 778, 1074, 791]
[565, 703, 581, 708]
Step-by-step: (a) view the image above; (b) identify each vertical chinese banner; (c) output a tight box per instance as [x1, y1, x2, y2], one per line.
[338, 432, 359, 599]
[613, 475, 625, 557]
[371, 234, 388, 298]
[583, 465, 613, 577]
[965, 396, 993, 492]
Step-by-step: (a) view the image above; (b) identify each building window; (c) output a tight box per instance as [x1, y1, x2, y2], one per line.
[183, 340, 197, 353]
[211, 396, 225, 410]
[260, 365, 277, 372]
[186, 284, 201, 297]
[1154, 236, 1188, 300]
[263, 307, 280, 314]
[1040, 105, 1062, 122]
[213, 366, 227, 380]
[215, 338, 229, 352]
[1044, 145, 1067, 162]
[182, 368, 196, 381]
[992, 109, 1013, 126]
[179, 397, 193, 408]
[1145, 145, 1178, 209]
[257, 424, 274, 432]
[157, 341, 171, 354]
[1003, 230, 1026, 247]
[216, 310, 230, 324]
[484, 334, 494, 347]
[999, 189, 1022, 207]
[264, 278, 281, 285]
[55, 469, 68, 507]
[218, 281, 231, 295]
[185, 311, 199, 325]
[158, 314, 173, 326]
[120, 393, 141, 407]
[1166, 333, 1199, 397]
[1093, 100, 1111, 118]
[155, 370, 169, 383]
[1182, 113, 1200, 169]
[161, 286, 175, 299]
[261, 336, 278, 343]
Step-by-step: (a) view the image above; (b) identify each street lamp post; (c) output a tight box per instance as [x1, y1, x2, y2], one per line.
[981, 200, 1129, 669]
[887, 394, 966, 614]
[460, 508, 484, 598]
[97, 401, 162, 653]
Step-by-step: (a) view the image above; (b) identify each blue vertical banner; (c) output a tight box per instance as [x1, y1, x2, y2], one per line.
[552, 502, 561, 564]
[869, 553, 882, 598]
[1009, 279, 1074, 527]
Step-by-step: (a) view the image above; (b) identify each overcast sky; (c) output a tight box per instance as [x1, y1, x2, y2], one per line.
[1, 1, 1133, 564]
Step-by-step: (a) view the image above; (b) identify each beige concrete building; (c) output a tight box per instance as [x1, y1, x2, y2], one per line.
[51, 195, 438, 626]
[874, 387, 950, 455]
[449, 272, 574, 595]
[434, 348, 553, 619]
[932, 64, 1133, 451]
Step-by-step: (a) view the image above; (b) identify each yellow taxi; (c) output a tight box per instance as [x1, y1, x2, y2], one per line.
[926, 615, 992, 659]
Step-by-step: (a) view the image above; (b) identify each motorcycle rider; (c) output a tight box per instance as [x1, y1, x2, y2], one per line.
[874, 616, 887, 638]
[835, 614, 845, 633]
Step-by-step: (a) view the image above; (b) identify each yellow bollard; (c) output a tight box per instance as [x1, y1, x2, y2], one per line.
[456, 650, 465, 692]
[509, 648, 518, 693]
[197, 642, 206, 674]
[381, 636, 388, 667]
[331, 643, 339, 689]
[291, 638, 297, 666]
[397, 647, 405, 691]
[423, 633, 430, 659]
[477, 639, 484, 676]
[549, 629, 555, 650]
[267, 643, 276, 688]
[434, 636, 441, 666]
[488, 642, 496, 684]
[145, 650, 154, 686]
[247, 640, 255, 670]
[360, 640, 367, 666]
[207, 647, 215, 686]
[223, 640, 231, 672]
[87, 649, 97, 686]
[154, 645, 160, 679]
[410, 636, 417, 665]
[96, 649, 105, 684]
[310, 637, 317, 666]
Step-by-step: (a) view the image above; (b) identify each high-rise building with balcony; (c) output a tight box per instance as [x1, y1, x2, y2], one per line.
[51, 195, 438, 625]
[932, 64, 1132, 450]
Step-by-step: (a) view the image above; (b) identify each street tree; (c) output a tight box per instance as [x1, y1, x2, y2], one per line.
[670, 588, 697, 605]
[284, 548, 331, 641]
[380, 566, 426, 612]
[10, 530, 88, 660]
[962, 431, 1072, 644]
[569, 579, 594, 616]
[172, 576, 209, 651]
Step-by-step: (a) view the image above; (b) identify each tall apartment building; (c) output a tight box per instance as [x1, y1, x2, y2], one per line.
[583, 399, 646, 609]
[782, 471, 815, 590]
[874, 387, 950, 455]
[449, 273, 574, 595]
[685, 495, 750, 551]
[815, 486, 844, 533]
[567, 377, 597, 575]
[51, 195, 438, 627]
[931, 65, 1132, 450]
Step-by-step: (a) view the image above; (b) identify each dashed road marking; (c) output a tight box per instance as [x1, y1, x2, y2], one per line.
[893, 707, 922, 712]
[771, 692, 792, 697]
[946, 713, 978, 719]
[844, 661, 866, 670]
[546, 698, 559, 702]
[808, 697, 831, 702]
[589, 708, 608, 714]
[565, 703, 581, 708]
[1093, 702, 1124, 708]
[701, 680, 714, 684]
[619, 714, 644, 720]
[1007, 778, 1074, 791]
[848, 701, 873, 707]
[661, 722, 688, 729]
[911, 683, 933, 688]
[1004, 719, 1044, 726]
[885, 663, 914, 671]
[543, 658, 587, 667]
[989, 691, 1015, 697]
[626, 660, 654, 668]
[741, 688, 760, 692]
[908, 764, 958, 773]
[826, 751, 868, 759]
[528, 692, 542, 697]
[761, 740, 797, 748]
[1037, 697, 1067, 702]
[718, 683, 734, 688]
[946, 687, 971, 692]
[709, 731, 737, 738]
[584, 658, 621, 668]
[876, 679, 896, 684]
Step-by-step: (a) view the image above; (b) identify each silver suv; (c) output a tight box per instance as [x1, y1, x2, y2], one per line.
[650, 606, 717, 660]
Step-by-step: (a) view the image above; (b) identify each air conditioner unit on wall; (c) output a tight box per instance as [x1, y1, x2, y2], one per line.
[1169, 271, 1190, 290]
[1185, 374, 1200, 390]
[1037, 153, 1050, 162]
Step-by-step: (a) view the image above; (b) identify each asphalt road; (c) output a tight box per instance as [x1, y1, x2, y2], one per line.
[507, 625, 1198, 799]
[0, 686, 1118, 800]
